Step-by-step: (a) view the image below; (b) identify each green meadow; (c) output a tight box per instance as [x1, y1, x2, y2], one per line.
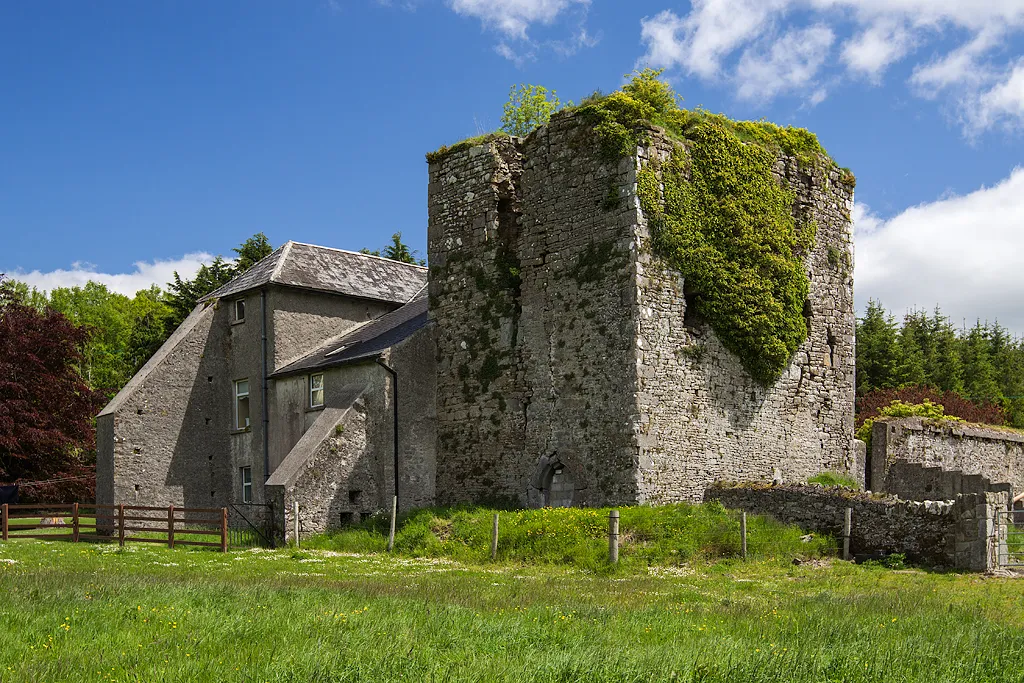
[1, 505, 1022, 682]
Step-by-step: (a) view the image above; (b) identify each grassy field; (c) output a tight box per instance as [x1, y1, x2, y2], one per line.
[1, 532, 1024, 682]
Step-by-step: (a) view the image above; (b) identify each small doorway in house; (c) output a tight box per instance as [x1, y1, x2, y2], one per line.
[542, 463, 574, 508]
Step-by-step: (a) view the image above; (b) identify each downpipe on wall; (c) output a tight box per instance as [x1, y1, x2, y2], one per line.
[261, 289, 270, 484]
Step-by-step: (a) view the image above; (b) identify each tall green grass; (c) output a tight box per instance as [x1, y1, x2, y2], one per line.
[0, 540, 1022, 682]
[304, 502, 835, 568]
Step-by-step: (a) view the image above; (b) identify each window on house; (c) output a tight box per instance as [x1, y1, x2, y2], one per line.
[310, 373, 324, 408]
[234, 299, 245, 322]
[240, 466, 252, 503]
[235, 379, 250, 430]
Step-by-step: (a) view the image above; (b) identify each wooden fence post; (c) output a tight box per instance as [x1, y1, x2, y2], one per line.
[72, 503, 80, 543]
[118, 504, 125, 547]
[387, 495, 397, 553]
[740, 511, 747, 560]
[490, 513, 499, 561]
[843, 507, 852, 561]
[609, 510, 620, 564]
[2, 503, 7, 542]
[221, 507, 228, 553]
[168, 505, 175, 549]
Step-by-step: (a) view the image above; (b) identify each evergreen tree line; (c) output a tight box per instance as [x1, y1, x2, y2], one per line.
[857, 300, 1024, 428]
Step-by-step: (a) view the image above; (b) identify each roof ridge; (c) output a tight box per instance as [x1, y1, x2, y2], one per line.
[270, 241, 294, 283]
[289, 241, 428, 271]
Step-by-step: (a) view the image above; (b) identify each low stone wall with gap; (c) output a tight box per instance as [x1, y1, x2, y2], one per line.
[705, 482, 1007, 570]
[871, 417, 1024, 497]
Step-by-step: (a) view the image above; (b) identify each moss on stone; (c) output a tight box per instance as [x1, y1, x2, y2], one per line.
[426, 133, 502, 164]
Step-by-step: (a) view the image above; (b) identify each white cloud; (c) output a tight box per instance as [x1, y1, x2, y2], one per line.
[962, 60, 1024, 134]
[735, 25, 834, 102]
[841, 19, 915, 82]
[4, 253, 213, 296]
[448, 0, 588, 40]
[639, 0, 1024, 134]
[855, 168, 1024, 331]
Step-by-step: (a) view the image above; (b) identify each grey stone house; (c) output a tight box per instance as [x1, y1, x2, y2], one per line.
[96, 242, 436, 539]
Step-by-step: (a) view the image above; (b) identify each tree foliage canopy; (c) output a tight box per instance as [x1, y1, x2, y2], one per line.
[361, 232, 425, 266]
[856, 300, 1024, 428]
[0, 278, 104, 500]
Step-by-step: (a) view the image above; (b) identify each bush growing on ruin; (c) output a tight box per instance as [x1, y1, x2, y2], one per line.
[500, 84, 562, 137]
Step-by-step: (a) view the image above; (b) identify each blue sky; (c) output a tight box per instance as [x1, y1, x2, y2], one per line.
[2, 1, 1023, 328]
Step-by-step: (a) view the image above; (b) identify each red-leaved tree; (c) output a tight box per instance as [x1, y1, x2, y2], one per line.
[0, 279, 104, 502]
[856, 385, 1006, 428]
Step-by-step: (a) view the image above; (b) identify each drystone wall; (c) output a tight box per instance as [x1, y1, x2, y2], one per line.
[428, 110, 856, 507]
[871, 417, 1024, 496]
[707, 483, 1007, 570]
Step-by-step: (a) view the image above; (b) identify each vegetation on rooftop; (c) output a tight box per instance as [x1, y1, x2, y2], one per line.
[430, 69, 844, 383]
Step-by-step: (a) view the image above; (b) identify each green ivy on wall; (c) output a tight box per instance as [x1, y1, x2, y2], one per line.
[426, 69, 852, 385]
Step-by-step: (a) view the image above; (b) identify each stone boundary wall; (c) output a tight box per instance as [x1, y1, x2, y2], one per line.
[872, 417, 1024, 496]
[706, 483, 1007, 570]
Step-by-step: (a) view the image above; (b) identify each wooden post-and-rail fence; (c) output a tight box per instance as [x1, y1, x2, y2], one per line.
[0, 503, 229, 552]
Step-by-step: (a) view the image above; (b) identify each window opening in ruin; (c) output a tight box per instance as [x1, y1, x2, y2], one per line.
[234, 299, 245, 323]
[234, 379, 250, 430]
[826, 328, 837, 367]
[542, 462, 574, 508]
[240, 466, 252, 503]
[310, 373, 325, 408]
[348, 490, 361, 505]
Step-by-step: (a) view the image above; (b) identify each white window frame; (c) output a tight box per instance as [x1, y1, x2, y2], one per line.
[240, 466, 252, 503]
[234, 379, 250, 430]
[310, 373, 325, 408]
[233, 298, 245, 323]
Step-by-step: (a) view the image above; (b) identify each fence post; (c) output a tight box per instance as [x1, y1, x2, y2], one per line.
[2, 503, 7, 542]
[490, 513, 499, 561]
[221, 507, 228, 553]
[72, 503, 80, 543]
[387, 495, 397, 553]
[168, 505, 175, 549]
[293, 501, 300, 548]
[843, 507, 852, 561]
[118, 504, 125, 547]
[609, 510, 620, 564]
[740, 511, 747, 560]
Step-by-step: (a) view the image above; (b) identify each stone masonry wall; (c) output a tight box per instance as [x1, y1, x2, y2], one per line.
[97, 302, 232, 513]
[429, 116, 643, 507]
[635, 135, 857, 502]
[707, 483, 1006, 570]
[428, 111, 856, 507]
[872, 417, 1024, 496]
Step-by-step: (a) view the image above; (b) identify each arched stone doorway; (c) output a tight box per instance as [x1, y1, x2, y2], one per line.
[542, 462, 574, 507]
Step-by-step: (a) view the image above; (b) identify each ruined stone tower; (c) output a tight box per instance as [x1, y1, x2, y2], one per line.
[427, 110, 856, 507]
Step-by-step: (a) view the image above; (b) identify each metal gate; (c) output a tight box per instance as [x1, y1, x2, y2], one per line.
[996, 509, 1024, 567]
[228, 503, 275, 548]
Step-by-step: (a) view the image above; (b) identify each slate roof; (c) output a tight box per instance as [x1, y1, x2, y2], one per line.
[270, 288, 430, 378]
[199, 241, 427, 305]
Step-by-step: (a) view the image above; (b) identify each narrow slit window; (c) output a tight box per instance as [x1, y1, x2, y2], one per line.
[235, 379, 250, 430]
[240, 466, 252, 503]
[234, 298, 245, 322]
[310, 373, 325, 408]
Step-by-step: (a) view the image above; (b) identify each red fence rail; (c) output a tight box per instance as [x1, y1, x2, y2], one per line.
[0, 503, 228, 552]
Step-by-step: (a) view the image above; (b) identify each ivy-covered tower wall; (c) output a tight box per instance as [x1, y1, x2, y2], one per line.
[633, 132, 856, 502]
[427, 110, 856, 507]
